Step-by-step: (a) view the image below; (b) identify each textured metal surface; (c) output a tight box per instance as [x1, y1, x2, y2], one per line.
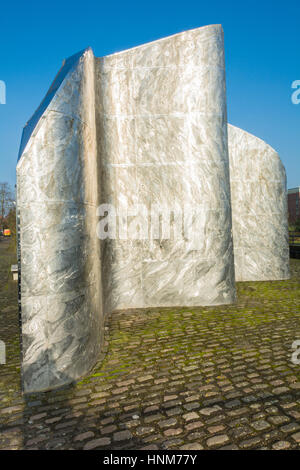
[18, 48, 91, 161]
[17, 25, 289, 394]
[97, 24, 236, 312]
[228, 124, 290, 281]
[17, 49, 104, 393]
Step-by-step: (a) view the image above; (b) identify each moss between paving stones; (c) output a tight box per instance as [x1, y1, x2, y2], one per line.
[0, 238, 300, 450]
[76, 259, 300, 387]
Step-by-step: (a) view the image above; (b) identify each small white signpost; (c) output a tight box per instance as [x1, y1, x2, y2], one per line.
[11, 264, 18, 281]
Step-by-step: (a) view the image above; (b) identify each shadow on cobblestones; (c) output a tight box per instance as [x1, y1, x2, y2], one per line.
[0, 237, 299, 450]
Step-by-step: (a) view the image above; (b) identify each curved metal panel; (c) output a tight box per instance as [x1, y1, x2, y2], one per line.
[97, 25, 236, 312]
[18, 48, 91, 161]
[228, 124, 290, 281]
[17, 25, 246, 393]
[17, 49, 103, 393]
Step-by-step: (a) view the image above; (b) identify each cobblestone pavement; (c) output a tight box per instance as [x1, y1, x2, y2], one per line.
[0, 238, 300, 450]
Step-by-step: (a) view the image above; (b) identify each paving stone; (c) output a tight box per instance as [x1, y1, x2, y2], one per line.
[291, 432, 300, 443]
[272, 440, 291, 450]
[158, 417, 177, 428]
[163, 400, 182, 409]
[183, 402, 200, 411]
[182, 412, 199, 421]
[30, 413, 47, 422]
[206, 434, 230, 448]
[280, 422, 300, 434]
[272, 387, 290, 395]
[144, 413, 163, 423]
[288, 410, 300, 419]
[185, 421, 204, 431]
[45, 417, 62, 424]
[1, 406, 23, 415]
[180, 443, 204, 450]
[164, 395, 177, 402]
[220, 444, 239, 450]
[113, 430, 132, 442]
[251, 420, 271, 431]
[25, 435, 48, 446]
[100, 417, 115, 425]
[199, 406, 222, 416]
[135, 426, 154, 436]
[163, 428, 183, 437]
[290, 382, 300, 390]
[55, 419, 78, 430]
[140, 445, 159, 450]
[137, 375, 153, 383]
[83, 438, 111, 449]
[144, 405, 160, 414]
[166, 407, 182, 417]
[208, 424, 226, 434]
[143, 433, 163, 444]
[90, 392, 109, 400]
[101, 425, 117, 434]
[74, 431, 94, 442]
[268, 415, 290, 425]
[225, 399, 241, 409]
[240, 437, 262, 449]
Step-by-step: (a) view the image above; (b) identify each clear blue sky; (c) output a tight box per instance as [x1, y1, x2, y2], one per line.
[0, 0, 299, 190]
